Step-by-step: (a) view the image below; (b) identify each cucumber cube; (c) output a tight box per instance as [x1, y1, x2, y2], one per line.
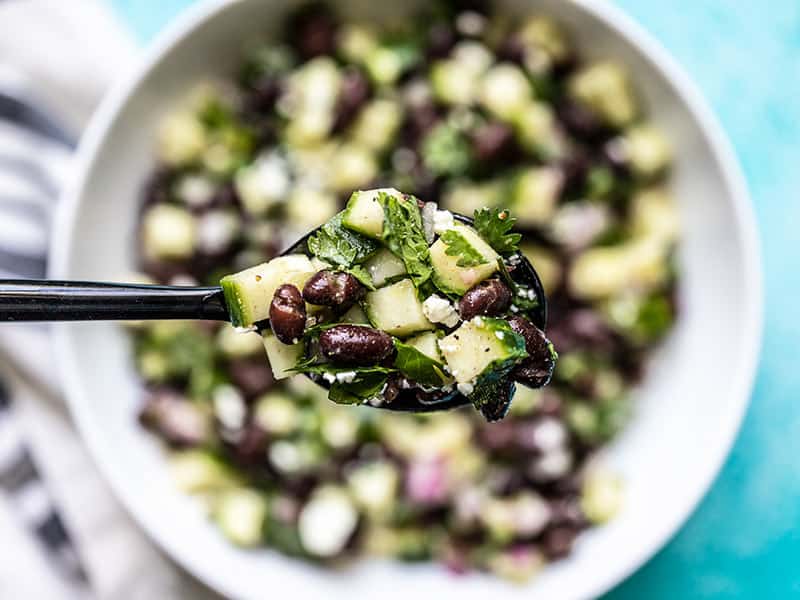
[364, 279, 433, 337]
[438, 317, 527, 383]
[430, 225, 499, 295]
[220, 254, 316, 328]
[262, 330, 305, 379]
[341, 187, 401, 239]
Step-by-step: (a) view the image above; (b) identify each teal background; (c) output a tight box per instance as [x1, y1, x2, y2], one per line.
[108, 1, 800, 597]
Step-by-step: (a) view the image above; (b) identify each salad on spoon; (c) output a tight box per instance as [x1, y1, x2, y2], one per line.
[220, 187, 556, 420]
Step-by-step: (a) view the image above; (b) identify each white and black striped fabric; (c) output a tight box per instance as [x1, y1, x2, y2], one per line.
[0, 85, 89, 587]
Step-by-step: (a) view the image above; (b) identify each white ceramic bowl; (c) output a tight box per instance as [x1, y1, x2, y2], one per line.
[51, 0, 762, 598]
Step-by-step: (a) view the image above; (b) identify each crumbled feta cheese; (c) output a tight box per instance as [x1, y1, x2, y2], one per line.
[495, 331, 505, 340]
[432, 209, 455, 234]
[197, 210, 239, 255]
[234, 152, 290, 215]
[322, 373, 337, 384]
[176, 175, 215, 208]
[336, 371, 357, 384]
[530, 448, 572, 481]
[473, 316, 484, 326]
[514, 493, 552, 537]
[457, 382, 475, 395]
[213, 385, 246, 430]
[456, 11, 487, 36]
[422, 294, 460, 327]
[532, 417, 567, 452]
[298, 487, 358, 557]
[269, 441, 303, 473]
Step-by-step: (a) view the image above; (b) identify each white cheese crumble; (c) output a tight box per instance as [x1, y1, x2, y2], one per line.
[176, 174, 215, 208]
[212, 385, 246, 430]
[532, 417, 567, 452]
[457, 382, 475, 396]
[422, 295, 460, 328]
[530, 448, 572, 481]
[197, 211, 239, 255]
[432, 209, 455, 234]
[322, 373, 337, 384]
[298, 487, 358, 557]
[336, 371, 357, 384]
[495, 331, 505, 340]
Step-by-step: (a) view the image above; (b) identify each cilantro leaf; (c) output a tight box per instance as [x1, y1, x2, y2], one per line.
[378, 192, 432, 286]
[440, 229, 489, 268]
[307, 213, 379, 268]
[393, 340, 451, 387]
[497, 258, 540, 312]
[474, 207, 522, 255]
[328, 372, 388, 405]
[421, 122, 471, 177]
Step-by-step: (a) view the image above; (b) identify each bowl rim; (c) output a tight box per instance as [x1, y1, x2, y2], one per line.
[50, 0, 763, 598]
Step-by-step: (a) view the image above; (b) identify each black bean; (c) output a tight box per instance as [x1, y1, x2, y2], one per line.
[470, 122, 515, 164]
[302, 270, 364, 308]
[288, 3, 337, 59]
[459, 279, 512, 320]
[508, 316, 556, 388]
[244, 77, 283, 115]
[138, 390, 210, 447]
[269, 284, 307, 344]
[318, 325, 393, 366]
[541, 526, 578, 560]
[427, 24, 456, 58]
[228, 359, 275, 399]
[555, 98, 611, 143]
[231, 424, 268, 465]
[333, 68, 371, 132]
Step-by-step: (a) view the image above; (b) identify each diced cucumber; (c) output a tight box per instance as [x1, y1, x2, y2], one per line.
[214, 488, 268, 547]
[512, 102, 565, 160]
[480, 63, 532, 122]
[169, 450, 240, 494]
[220, 254, 316, 328]
[364, 279, 433, 337]
[342, 187, 401, 238]
[350, 99, 402, 152]
[441, 180, 503, 216]
[405, 331, 443, 362]
[430, 59, 480, 106]
[253, 392, 300, 435]
[346, 461, 399, 516]
[623, 124, 671, 178]
[340, 303, 370, 325]
[329, 143, 378, 192]
[262, 330, 305, 379]
[217, 325, 263, 358]
[141, 204, 197, 260]
[363, 247, 406, 287]
[430, 225, 499, 295]
[511, 167, 563, 227]
[158, 110, 206, 166]
[569, 61, 638, 128]
[286, 187, 338, 231]
[438, 317, 527, 383]
[521, 244, 562, 294]
[233, 153, 291, 217]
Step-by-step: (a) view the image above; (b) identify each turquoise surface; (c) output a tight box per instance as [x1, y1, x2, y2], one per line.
[108, 1, 800, 596]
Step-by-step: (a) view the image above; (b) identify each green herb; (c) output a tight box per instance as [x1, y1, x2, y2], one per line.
[496, 258, 539, 312]
[328, 372, 388, 405]
[290, 362, 394, 376]
[378, 192, 432, 286]
[469, 374, 517, 422]
[440, 229, 489, 268]
[393, 340, 450, 387]
[421, 122, 471, 177]
[307, 213, 379, 268]
[474, 207, 522, 255]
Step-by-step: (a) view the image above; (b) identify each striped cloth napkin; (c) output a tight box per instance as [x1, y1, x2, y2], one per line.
[0, 2, 218, 598]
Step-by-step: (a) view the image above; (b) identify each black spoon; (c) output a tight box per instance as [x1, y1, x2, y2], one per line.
[0, 215, 547, 413]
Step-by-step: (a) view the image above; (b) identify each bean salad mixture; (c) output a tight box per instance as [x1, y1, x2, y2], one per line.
[133, 0, 678, 582]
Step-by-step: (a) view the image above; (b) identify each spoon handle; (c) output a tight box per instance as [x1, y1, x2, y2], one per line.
[0, 280, 229, 322]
